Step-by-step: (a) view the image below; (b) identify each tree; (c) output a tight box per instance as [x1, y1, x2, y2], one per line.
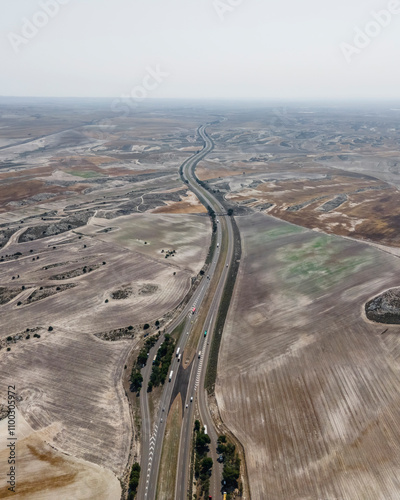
[201, 457, 213, 475]
[194, 420, 201, 432]
[227, 208, 234, 216]
[128, 462, 141, 497]
[196, 431, 211, 454]
[131, 371, 143, 392]
[143, 323, 150, 330]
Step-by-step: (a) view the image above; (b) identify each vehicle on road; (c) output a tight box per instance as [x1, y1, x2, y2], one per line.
[186, 404, 188, 408]
[204, 330, 207, 337]
[192, 306, 196, 314]
[169, 370, 173, 382]
[198, 351, 201, 358]
[152, 354, 157, 364]
[204, 425, 207, 435]
[177, 353, 181, 362]
[217, 243, 219, 248]
[190, 396, 193, 402]
[176, 347, 180, 357]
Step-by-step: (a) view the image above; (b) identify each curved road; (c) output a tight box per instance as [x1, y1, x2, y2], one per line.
[138, 124, 235, 500]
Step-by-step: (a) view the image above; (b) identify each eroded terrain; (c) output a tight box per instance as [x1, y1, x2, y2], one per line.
[0, 99, 211, 498]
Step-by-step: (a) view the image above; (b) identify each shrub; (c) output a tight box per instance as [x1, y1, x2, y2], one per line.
[143, 324, 150, 330]
[17, 301, 22, 306]
[48, 326, 53, 332]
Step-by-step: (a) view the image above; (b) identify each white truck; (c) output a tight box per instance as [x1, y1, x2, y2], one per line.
[177, 353, 181, 362]
[198, 351, 202, 358]
[176, 347, 180, 357]
[204, 425, 207, 435]
[169, 370, 173, 382]
[217, 243, 219, 248]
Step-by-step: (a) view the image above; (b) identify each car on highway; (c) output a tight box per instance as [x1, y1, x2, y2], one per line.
[190, 396, 193, 402]
[186, 404, 188, 408]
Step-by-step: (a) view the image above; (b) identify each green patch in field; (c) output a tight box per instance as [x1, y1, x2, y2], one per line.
[281, 235, 373, 293]
[67, 170, 103, 178]
[265, 225, 304, 240]
[249, 224, 304, 247]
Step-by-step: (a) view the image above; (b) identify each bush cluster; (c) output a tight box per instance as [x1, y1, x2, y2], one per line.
[127, 462, 140, 499]
[148, 334, 175, 391]
[193, 420, 212, 496]
[130, 335, 159, 394]
[217, 435, 241, 490]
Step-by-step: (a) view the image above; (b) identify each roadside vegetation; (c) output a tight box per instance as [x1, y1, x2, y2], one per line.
[127, 462, 140, 500]
[217, 435, 242, 497]
[147, 333, 176, 392]
[130, 334, 160, 394]
[193, 420, 213, 499]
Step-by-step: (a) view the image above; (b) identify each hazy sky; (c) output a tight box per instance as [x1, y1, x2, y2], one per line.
[1, 0, 400, 100]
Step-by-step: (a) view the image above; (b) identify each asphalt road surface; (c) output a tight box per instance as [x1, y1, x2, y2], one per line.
[138, 123, 234, 500]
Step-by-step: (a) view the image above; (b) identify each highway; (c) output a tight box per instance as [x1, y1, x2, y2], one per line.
[137, 123, 235, 500]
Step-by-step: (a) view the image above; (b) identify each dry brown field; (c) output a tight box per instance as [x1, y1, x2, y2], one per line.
[0, 100, 212, 498]
[216, 213, 400, 499]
